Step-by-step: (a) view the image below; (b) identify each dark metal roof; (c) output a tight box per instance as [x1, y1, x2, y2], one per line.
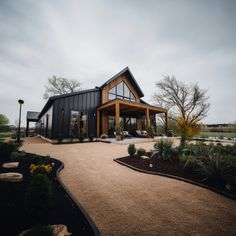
[38, 88, 100, 118]
[26, 111, 40, 121]
[100, 67, 144, 97]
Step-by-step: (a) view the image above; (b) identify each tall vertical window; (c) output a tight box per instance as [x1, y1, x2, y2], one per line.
[70, 111, 88, 138]
[80, 112, 88, 137]
[108, 81, 136, 101]
[70, 111, 79, 137]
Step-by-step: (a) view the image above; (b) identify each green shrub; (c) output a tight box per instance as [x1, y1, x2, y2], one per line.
[25, 225, 53, 236]
[25, 174, 53, 221]
[137, 148, 146, 156]
[198, 153, 236, 182]
[0, 142, 17, 161]
[0, 125, 10, 132]
[89, 136, 94, 142]
[10, 151, 26, 161]
[179, 154, 199, 170]
[154, 139, 175, 161]
[57, 133, 63, 143]
[128, 144, 136, 157]
[79, 134, 84, 142]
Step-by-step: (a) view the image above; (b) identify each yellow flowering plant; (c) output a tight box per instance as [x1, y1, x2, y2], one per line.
[29, 163, 53, 175]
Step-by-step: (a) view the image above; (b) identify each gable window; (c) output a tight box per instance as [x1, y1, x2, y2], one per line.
[108, 81, 136, 101]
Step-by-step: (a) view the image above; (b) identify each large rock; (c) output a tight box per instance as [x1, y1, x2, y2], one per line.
[52, 224, 71, 236]
[0, 172, 23, 182]
[2, 162, 19, 168]
[19, 224, 71, 236]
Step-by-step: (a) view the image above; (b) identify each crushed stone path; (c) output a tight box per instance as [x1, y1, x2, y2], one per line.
[22, 137, 236, 236]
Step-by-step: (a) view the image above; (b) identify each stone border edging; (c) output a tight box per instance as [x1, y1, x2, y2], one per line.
[55, 159, 100, 236]
[114, 158, 236, 201]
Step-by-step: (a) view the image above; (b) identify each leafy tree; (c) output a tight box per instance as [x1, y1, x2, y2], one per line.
[176, 116, 202, 150]
[154, 76, 210, 150]
[0, 114, 9, 125]
[43, 76, 81, 99]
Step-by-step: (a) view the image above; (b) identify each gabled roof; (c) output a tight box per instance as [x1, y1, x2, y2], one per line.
[38, 88, 100, 118]
[26, 111, 40, 121]
[100, 67, 144, 97]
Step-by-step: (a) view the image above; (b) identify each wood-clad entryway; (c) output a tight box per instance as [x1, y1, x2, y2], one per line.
[96, 99, 168, 137]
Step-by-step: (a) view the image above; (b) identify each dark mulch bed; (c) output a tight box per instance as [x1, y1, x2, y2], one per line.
[0, 153, 97, 236]
[116, 156, 236, 198]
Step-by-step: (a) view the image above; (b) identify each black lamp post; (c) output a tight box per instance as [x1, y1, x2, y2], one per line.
[17, 99, 24, 143]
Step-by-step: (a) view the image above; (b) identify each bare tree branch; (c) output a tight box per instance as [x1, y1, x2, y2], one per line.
[43, 76, 81, 99]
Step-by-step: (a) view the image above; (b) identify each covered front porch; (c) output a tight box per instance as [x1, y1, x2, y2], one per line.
[96, 99, 168, 138]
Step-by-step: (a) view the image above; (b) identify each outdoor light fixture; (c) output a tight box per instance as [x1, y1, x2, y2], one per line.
[17, 99, 24, 143]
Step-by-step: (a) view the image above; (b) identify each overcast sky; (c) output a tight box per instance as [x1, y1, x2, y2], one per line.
[0, 0, 236, 126]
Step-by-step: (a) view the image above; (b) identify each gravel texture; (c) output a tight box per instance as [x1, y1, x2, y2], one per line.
[21, 137, 236, 236]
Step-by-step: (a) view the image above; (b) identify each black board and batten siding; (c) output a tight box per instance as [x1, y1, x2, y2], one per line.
[51, 89, 101, 139]
[36, 105, 53, 139]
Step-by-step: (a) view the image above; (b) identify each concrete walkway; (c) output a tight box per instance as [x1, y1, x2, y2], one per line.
[22, 137, 236, 236]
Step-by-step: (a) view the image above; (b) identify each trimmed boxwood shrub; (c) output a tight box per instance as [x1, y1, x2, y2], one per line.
[25, 225, 53, 236]
[10, 151, 26, 161]
[128, 144, 136, 157]
[25, 174, 53, 222]
[0, 142, 17, 161]
[137, 148, 146, 157]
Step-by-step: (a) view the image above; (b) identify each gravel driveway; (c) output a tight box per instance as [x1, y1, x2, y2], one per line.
[22, 137, 236, 236]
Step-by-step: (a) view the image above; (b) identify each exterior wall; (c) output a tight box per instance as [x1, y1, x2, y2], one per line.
[36, 105, 53, 139]
[102, 75, 141, 104]
[51, 90, 101, 139]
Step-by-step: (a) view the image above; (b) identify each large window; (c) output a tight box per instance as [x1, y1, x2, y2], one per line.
[79, 112, 88, 137]
[108, 81, 136, 102]
[70, 111, 79, 137]
[70, 111, 88, 138]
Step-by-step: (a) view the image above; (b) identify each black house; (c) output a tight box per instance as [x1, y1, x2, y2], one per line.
[27, 67, 168, 141]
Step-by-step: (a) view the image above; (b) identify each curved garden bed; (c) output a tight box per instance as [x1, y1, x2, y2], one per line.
[114, 156, 236, 200]
[0, 148, 100, 235]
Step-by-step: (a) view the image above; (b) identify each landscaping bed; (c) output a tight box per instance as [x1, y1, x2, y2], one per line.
[0, 149, 99, 235]
[115, 156, 236, 199]
[116, 141, 236, 200]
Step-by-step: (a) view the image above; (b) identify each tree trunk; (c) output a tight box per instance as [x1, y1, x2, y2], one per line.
[179, 135, 187, 152]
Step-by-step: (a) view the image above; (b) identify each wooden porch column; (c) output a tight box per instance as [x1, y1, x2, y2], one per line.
[137, 118, 142, 130]
[164, 112, 168, 135]
[145, 108, 150, 129]
[96, 110, 100, 138]
[115, 102, 120, 127]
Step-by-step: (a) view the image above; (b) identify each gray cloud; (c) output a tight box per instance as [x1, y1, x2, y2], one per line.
[0, 0, 236, 126]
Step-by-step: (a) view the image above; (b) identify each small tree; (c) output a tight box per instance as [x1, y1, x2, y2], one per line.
[43, 76, 81, 99]
[176, 116, 202, 150]
[25, 174, 53, 222]
[0, 114, 9, 125]
[154, 76, 210, 150]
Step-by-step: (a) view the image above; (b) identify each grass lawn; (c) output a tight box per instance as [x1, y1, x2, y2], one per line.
[199, 132, 236, 138]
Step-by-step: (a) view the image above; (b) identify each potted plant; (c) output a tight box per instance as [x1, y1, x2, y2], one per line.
[115, 125, 122, 141]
